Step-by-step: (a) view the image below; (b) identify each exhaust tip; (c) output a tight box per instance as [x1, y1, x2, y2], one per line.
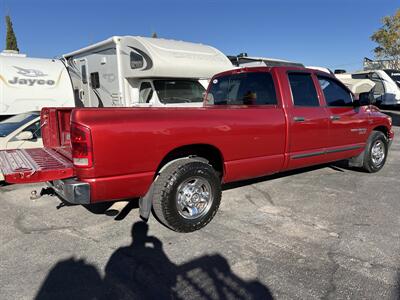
[105, 201, 130, 217]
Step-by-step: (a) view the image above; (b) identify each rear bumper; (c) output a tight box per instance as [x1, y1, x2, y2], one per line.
[48, 178, 90, 204]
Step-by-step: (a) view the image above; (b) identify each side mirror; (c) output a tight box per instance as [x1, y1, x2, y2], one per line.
[15, 131, 34, 141]
[356, 92, 375, 106]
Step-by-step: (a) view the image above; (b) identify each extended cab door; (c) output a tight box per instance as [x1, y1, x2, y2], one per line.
[284, 71, 330, 169]
[316, 75, 370, 160]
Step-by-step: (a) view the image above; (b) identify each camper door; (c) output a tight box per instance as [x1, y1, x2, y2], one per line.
[77, 59, 92, 107]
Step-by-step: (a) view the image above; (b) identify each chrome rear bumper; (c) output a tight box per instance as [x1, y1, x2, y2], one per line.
[48, 178, 90, 204]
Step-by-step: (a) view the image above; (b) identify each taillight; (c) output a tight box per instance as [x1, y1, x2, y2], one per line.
[71, 123, 93, 168]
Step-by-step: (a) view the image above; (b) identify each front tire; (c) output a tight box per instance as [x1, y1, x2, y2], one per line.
[362, 131, 388, 173]
[152, 158, 221, 232]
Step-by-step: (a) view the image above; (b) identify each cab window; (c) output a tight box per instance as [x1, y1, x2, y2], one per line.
[153, 80, 205, 104]
[207, 72, 277, 106]
[288, 73, 319, 107]
[317, 76, 353, 106]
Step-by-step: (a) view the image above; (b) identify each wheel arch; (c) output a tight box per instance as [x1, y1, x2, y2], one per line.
[155, 144, 225, 179]
[372, 125, 390, 139]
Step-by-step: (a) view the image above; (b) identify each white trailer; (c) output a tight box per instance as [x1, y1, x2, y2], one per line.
[337, 69, 400, 105]
[0, 53, 75, 119]
[63, 36, 233, 108]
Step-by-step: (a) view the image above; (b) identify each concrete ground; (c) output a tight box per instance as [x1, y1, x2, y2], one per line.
[1, 110, 400, 300]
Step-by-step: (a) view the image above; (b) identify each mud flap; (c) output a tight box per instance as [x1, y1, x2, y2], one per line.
[139, 181, 155, 221]
[348, 148, 365, 167]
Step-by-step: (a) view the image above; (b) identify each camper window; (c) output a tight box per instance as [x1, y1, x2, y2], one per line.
[153, 80, 205, 104]
[130, 52, 144, 69]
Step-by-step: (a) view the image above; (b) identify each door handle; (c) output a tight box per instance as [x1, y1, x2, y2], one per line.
[330, 115, 341, 121]
[293, 116, 305, 122]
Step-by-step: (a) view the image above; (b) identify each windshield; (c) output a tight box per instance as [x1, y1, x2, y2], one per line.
[384, 69, 400, 88]
[153, 80, 205, 104]
[0, 112, 39, 137]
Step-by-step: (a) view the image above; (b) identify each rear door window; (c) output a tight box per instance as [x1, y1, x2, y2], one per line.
[317, 76, 353, 106]
[207, 72, 277, 105]
[288, 73, 319, 107]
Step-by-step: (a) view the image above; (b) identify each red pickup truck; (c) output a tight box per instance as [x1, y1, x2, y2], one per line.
[0, 66, 393, 232]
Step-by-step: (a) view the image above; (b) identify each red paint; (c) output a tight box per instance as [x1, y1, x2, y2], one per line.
[0, 67, 393, 203]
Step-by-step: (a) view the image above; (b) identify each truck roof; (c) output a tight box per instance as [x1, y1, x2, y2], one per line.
[210, 65, 336, 79]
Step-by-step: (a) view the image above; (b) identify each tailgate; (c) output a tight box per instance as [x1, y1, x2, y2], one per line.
[0, 148, 73, 183]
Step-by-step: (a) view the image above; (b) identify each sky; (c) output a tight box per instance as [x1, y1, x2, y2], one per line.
[0, 0, 398, 72]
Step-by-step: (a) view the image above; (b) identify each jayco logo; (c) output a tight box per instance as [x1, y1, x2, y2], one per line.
[8, 66, 55, 86]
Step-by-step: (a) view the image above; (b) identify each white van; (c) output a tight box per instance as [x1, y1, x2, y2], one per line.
[63, 36, 233, 108]
[0, 54, 75, 120]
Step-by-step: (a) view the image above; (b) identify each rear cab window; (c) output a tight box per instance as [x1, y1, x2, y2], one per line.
[206, 72, 277, 106]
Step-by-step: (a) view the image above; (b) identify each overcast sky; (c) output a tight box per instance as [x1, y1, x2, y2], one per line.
[1, 0, 398, 71]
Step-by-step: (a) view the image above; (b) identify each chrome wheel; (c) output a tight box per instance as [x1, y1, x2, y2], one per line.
[176, 176, 213, 220]
[371, 140, 385, 166]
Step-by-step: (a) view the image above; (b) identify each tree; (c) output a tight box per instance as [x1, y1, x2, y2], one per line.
[5, 15, 19, 52]
[371, 9, 400, 69]
[151, 32, 158, 38]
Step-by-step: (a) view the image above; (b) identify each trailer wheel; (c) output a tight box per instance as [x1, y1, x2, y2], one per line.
[152, 158, 221, 232]
[362, 130, 388, 173]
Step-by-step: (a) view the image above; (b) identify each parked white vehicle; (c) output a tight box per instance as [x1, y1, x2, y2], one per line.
[337, 69, 400, 105]
[0, 112, 42, 150]
[0, 112, 46, 182]
[0, 53, 75, 120]
[63, 36, 233, 108]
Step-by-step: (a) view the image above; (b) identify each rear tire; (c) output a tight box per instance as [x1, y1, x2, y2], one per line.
[362, 131, 388, 173]
[152, 158, 221, 232]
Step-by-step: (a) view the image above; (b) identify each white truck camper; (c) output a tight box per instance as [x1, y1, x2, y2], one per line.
[0, 53, 75, 120]
[63, 36, 233, 108]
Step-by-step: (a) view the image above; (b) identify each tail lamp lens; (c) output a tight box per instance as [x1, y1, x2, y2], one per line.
[71, 123, 93, 168]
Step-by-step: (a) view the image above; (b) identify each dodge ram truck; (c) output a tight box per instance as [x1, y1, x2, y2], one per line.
[0, 66, 394, 232]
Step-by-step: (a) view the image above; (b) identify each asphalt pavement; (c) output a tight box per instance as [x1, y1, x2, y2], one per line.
[1, 110, 399, 300]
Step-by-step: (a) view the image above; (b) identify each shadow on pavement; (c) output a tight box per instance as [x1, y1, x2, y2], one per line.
[35, 221, 273, 300]
[396, 270, 400, 300]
